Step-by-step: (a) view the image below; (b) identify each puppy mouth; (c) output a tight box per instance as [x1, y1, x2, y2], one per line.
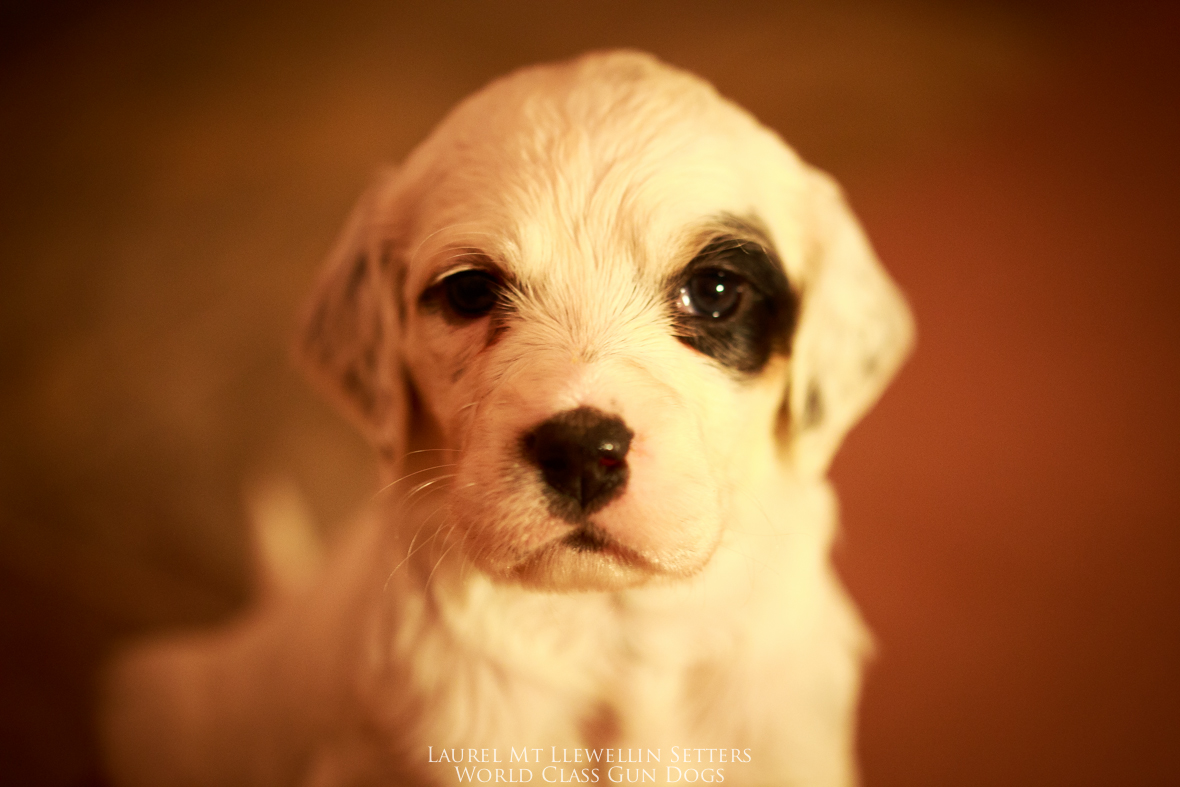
[562, 523, 630, 557]
[507, 521, 656, 582]
[563, 526, 609, 552]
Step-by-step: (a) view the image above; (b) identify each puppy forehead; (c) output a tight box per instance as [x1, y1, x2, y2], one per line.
[399, 52, 808, 286]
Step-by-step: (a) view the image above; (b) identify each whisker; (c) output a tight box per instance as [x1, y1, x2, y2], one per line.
[383, 501, 452, 592]
[423, 541, 459, 591]
[458, 525, 476, 584]
[370, 463, 459, 502]
[381, 480, 455, 582]
[403, 474, 457, 505]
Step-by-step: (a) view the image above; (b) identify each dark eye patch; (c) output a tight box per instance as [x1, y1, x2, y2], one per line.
[669, 232, 798, 375]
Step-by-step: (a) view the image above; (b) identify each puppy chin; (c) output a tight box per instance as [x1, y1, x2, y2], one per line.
[450, 484, 725, 592]
[506, 533, 663, 591]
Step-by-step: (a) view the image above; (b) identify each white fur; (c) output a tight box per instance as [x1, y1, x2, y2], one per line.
[101, 51, 913, 787]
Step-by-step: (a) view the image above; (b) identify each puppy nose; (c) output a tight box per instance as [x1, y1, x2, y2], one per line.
[523, 407, 633, 515]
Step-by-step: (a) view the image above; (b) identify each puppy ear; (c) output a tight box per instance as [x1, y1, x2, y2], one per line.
[297, 172, 409, 460]
[783, 168, 915, 476]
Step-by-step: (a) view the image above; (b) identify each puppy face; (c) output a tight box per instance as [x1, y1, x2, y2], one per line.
[301, 52, 913, 592]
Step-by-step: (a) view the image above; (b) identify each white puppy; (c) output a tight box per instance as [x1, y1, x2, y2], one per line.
[102, 51, 913, 787]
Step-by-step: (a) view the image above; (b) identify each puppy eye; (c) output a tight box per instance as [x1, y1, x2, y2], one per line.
[668, 233, 796, 376]
[444, 270, 502, 317]
[679, 269, 744, 319]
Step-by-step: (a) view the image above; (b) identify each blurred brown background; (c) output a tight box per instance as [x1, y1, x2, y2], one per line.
[1, 1, 1177, 785]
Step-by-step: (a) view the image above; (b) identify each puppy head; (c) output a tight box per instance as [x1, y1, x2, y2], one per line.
[299, 51, 912, 591]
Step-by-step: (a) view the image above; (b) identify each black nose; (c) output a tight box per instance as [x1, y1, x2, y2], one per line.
[523, 407, 633, 517]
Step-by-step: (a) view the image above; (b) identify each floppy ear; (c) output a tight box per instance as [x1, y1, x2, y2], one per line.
[297, 172, 409, 462]
[783, 168, 915, 477]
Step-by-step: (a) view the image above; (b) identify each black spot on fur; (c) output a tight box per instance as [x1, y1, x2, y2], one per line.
[393, 262, 408, 328]
[342, 365, 375, 416]
[344, 253, 367, 299]
[802, 383, 824, 429]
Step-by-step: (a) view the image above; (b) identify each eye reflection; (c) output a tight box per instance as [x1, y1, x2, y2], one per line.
[679, 268, 744, 319]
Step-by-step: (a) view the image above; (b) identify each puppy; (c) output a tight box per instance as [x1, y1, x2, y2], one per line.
[101, 50, 913, 787]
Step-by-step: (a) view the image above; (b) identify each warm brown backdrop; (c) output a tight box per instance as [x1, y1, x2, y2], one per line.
[1, 2, 1177, 785]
